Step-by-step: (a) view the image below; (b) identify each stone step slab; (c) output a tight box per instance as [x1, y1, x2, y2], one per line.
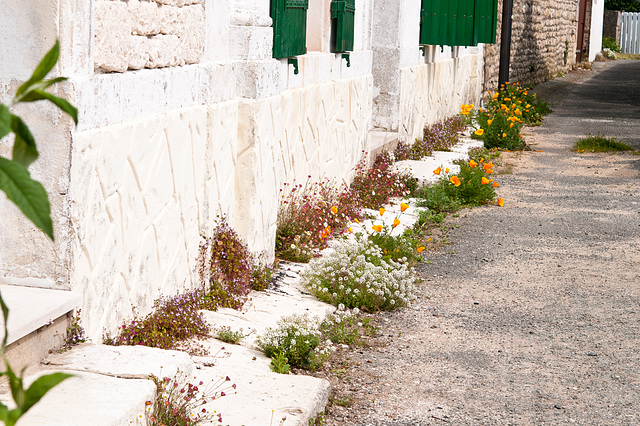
[193, 340, 330, 426]
[43, 343, 194, 378]
[1, 370, 153, 425]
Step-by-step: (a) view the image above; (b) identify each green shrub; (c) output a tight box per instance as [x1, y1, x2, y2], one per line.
[574, 135, 634, 152]
[602, 37, 622, 53]
[256, 314, 332, 370]
[415, 160, 498, 211]
[302, 236, 416, 311]
[472, 109, 526, 151]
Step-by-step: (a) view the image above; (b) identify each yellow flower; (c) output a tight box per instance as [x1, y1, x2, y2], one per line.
[474, 129, 484, 136]
[393, 218, 401, 228]
[379, 207, 386, 216]
[492, 92, 499, 100]
[445, 168, 450, 173]
[510, 123, 514, 128]
[480, 158, 484, 163]
[497, 197, 505, 207]
[348, 227, 353, 233]
[450, 176, 461, 187]
[433, 167, 442, 175]
[372, 224, 383, 232]
[487, 119, 493, 126]
[354, 218, 359, 223]
[331, 206, 338, 214]
[416, 246, 425, 253]
[481, 177, 490, 185]
[400, 202, 409, 212]
[469, 159, 478, 168]
[502, 133, 507, 138]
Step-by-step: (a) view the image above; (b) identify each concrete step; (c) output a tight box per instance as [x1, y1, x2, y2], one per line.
[0, 285, 81, 372]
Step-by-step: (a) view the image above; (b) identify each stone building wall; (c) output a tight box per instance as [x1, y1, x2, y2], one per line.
[603, 10, 623, 43]
[484, 0, 579, 90]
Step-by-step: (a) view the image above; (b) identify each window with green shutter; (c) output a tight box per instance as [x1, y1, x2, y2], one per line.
[331, 0, 356, 53]
[271, 0, 309, 59]
[420, 0, 497, 47]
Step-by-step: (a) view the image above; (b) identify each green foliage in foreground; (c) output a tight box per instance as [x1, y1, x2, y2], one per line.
[0, 40, 78, 239]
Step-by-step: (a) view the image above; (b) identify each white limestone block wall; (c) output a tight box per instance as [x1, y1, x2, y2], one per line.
[236, 74, 374, 255]
[400, 46, 484, 141]
[94, 0, 205, 72]
[69, 103, 239, 338]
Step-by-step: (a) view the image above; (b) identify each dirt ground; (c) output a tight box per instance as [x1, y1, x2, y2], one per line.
[313, 61, 640, 425]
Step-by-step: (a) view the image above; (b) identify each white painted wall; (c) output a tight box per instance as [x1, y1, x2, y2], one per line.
[589, 0, 605, 61]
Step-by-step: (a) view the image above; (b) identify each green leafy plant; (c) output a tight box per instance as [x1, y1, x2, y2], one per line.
[145, 370, 236, 425]
[605, 0, 640, 12]
[602, 37, 621, 53]
[0, 40, 78, 239]
[214, 326, 247, 345]
[269, 351, 291, 375]
[574, 135, 635, 152]
[302, 235, 416, 311]
[256, 314, 332, 371]
[416, 159, 499, 212]
[367, 204, 423, 266]
[0, 40, 77, 426]
[320, 308, 374, 346]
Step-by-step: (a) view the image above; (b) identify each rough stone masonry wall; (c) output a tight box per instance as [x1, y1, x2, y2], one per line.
[95, 0, 205, 72]
[484, 0, 578, 90]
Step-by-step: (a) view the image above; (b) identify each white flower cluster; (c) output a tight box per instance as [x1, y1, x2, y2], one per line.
[302, 236, 416, 311]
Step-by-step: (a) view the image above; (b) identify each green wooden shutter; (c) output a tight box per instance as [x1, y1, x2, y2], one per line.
[475, 0, 498, 44]
[331, 0, 356, 53]
[420, 0, 497, 47]
[271, 0, 309, 59]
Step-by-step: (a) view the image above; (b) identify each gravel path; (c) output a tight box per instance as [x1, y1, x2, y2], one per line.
[320, 61, 640, 425]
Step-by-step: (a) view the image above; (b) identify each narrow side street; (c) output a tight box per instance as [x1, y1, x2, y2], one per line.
[324, 60, 640, 425]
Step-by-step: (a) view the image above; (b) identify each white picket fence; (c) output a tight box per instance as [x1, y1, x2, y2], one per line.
[621, 12, 640, 54]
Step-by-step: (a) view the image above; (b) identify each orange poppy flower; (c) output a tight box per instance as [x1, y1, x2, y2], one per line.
[450, 176, 461, 187]
[497, 197, 504, 207]
[379, 207, 386, 216]
[481, 177, 490, 185]
[433, 167, 442, 175]
[492, 181, 500, 188]
[444, 168, 450, 173]
[485, 168, 493, 174]
[372, 224, 383, 232]
[416, 246, 425, 253]
[469, 159, 478, 168]
[474, 129, 484, 136]
[393, 218, 401, 228]
[331, 206, 338, 214]
[400, 202, 409, 212]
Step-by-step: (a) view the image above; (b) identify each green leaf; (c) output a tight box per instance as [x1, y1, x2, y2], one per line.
[0, 104, 10, 141]
[3, 360, 25, 409]
[10, 115, 38, 168]
[0, 293, 8, 354]
[15, 41, 60, 99]
[22, 372, 73, 413]
[0, 157, 53, 240]
[13, 77, 68, 105]
[31, 90, 78, 125]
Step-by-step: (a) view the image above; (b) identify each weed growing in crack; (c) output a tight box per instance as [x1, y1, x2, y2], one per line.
[144, 369, 236, 425]
[256, 313, 333, 371]
[104, 290, 210, 353]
